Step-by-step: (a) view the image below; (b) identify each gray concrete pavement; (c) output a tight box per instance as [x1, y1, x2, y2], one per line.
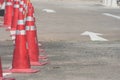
[34, 0, 120, 41]
[0, 0, 120, 80]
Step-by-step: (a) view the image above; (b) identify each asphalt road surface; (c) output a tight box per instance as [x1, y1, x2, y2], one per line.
[0, 0, 120, 80]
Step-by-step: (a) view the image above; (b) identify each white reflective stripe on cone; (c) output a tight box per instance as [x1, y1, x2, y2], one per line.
[26, 26, 36, 31]
[18, 20, 24, 25]
[16, 30, 26, 35]
[20, 1, 24, 5]
[23, 10, 25, 15]
[23, 4, 26, 8]
[26, 16, 34, 21]
[19, 8, 23, 12]
[6, 2, 12, 6]
[24, 18, 26, 22]
[14, 4, 19, 8]
[10, 30, 16, 35]
[25, 6, 28, 10]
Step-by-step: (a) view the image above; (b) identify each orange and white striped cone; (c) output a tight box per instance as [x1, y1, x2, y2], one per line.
[10, 0, 26, 43]
[23, 0, 27, 7]
[4, 0, 13, 29]
[26, 5, 48, 66]
[0, 57, 15, 80]
[23, 0, 27, 12]
[10, 0, 20, 43]
[19, 0, 27, 25]
[19, 0, 27, 29]
[28, 3, 47, 59]
[28, 3, 43, 48]
[4, 5, 39, 73]
[30, 3, 47, 54]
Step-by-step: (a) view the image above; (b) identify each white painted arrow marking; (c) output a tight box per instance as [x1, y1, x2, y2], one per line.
[81, 31, 108, 41]
[103, 13, 120, 19]
[42, 9, 56, 13]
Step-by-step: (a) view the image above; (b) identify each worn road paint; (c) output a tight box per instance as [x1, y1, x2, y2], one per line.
[103, 13, 120, 19]
[3, 66, 12, 77]
[42, 9, 56, 13]
[81, 31, 108, 41]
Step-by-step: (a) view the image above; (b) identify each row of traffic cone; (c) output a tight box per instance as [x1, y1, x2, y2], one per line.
[7, 3, 39, 73]
[3, 0, 48, 73]
[4, 0, 29, 29]
[0, 0, 15, 79]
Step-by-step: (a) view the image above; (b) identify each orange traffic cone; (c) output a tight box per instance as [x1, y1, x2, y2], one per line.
[10, 0, 26, 43]
[27, 0, 30, 5]
[23, 0, 28, 23]
[25, 4, 47, 66]
[0, 57, 15, 80]
[4, 0, 13, 29]
[23, 0, 27, 11]
[19, 0, 26, 26]
[11, 0, 19, 30]
[31, 4, 47, 59]
[29, 3, 42, 47]
[10, 0, 20, 42]
[5, 5, 39, 73]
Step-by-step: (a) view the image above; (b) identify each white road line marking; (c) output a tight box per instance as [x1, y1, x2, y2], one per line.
[42, 9, 56, 13]
[103, 13, 120, 19]
[81, 31, 108, 41]
[3, 66, 12, 77]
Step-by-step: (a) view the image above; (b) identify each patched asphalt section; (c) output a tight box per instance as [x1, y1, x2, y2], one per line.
[30, 41, 120, 80]
[0, 40, 120, 80]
